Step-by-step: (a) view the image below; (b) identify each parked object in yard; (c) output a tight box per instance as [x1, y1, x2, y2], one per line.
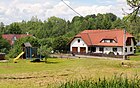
[0, 53, 5, 60]
[13, 42, 45, 63]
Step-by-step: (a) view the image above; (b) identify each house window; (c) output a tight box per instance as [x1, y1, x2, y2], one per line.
[102, 40, 104, 43]
[91, 47, 96, 52]
[126, 38, 131, 46]
[104, 40, 110, 43]
[110, 39, 114, 43]
[78, 39, 80, 43]
[130, 47, 133, 52]
[110, 40, 113, 43]
[99, 47, 104, 52]
[103, 39, 114, 43]
[125, 48, 127, 52]
[113, 48, 117, 52]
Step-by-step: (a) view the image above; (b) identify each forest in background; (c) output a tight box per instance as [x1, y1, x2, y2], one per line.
[0, 13, 140, 57]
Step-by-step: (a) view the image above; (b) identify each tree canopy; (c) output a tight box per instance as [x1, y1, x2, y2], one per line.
[0, 35, 11, 53]
[0, 13, 140, 57]
[126, 0, 140, 21]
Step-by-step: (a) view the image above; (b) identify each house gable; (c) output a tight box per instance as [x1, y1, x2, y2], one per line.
[71, 38, 87, 47]
[70, 38, 88, 53]
[101, 39, 117, 43]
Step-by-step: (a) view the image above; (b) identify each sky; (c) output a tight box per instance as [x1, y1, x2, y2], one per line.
[0, 0, 130, 25]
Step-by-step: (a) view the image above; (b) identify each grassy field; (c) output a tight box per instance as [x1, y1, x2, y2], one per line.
[58, 75, 140, 88]
[0, 55, 140, 88]
[129, 52, 140, 61]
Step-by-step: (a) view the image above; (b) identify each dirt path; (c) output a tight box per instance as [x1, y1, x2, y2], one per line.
[50, 54, 123, 60]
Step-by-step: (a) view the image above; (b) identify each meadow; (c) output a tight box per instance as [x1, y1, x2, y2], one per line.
[0, 54, 140, 88]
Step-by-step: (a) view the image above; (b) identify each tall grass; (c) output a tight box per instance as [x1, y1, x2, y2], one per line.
[57, 74, 140, 88]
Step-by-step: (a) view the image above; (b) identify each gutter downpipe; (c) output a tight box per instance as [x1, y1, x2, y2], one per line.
[123, 29, 126, 60]
[87, 33, 93, 53]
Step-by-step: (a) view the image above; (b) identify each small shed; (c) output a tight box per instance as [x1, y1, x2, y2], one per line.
[22, 42, 37, 59]
[23, 42, 32, 47]
[0, 53, 5, 60]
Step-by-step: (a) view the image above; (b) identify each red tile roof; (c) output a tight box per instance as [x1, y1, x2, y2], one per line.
[74, 29, 134, 47]
[2, 34, 32, 45]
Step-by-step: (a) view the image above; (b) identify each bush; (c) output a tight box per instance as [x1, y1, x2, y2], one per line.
[52, 36, 70, 53]
[0, 38, 11, 54]
[38, 45, 52, 58]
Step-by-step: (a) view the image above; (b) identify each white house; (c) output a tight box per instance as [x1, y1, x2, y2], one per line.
[69, 29, 136, 55]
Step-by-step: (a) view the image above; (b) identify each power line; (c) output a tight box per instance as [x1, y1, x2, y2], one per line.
[61, 0, 82, 17]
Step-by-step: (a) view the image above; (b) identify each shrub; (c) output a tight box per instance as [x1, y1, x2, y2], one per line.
[0, 38, 11, 54]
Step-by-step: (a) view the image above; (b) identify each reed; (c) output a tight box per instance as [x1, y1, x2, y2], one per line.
[57, 74, 140, 88]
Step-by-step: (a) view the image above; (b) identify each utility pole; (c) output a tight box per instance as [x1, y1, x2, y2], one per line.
[123, 29, 126, 60]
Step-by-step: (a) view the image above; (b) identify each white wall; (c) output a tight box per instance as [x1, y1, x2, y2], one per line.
[95, 47, 123, 55]
[116, 47, 123, 55]
[104, 47, 112, 54]
[70, 38, 88, 53]
[70, 38, 135, 55]
[95, 38, 135, 55]
[125, 38, 135, 55]
[95, 47, 103, 53]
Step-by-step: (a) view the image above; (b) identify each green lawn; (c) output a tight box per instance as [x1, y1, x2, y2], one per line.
[129, 52, 140, 61]
[0, 57, 140, 88]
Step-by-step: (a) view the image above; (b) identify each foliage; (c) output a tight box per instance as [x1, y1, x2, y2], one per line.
[1, 13, 140, 41]
[0, 36, 11, 53]
[125, 16, 140, 41]
[58, 75, 140, 88]
[1, 13, 140, 56]
[52, 36, 70, 53]
[127, 0, 140, 18]
[37, 38, 53, 57]
[5, 23, 22, 34]
[0, 22, 5, 34]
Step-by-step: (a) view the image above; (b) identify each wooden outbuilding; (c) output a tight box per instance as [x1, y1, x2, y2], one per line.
[0, 53, 5, 60]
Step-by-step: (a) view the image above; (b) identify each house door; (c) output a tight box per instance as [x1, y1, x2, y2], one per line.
[80, 47, 86, 53]
[72, 47, 78, 53]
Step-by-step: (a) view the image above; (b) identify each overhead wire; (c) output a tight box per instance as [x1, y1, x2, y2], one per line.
[61, 0, 82, 17]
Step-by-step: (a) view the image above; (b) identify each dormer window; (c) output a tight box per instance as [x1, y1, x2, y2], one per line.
[101, 39, 116, 43]
[78, 39, 80, 43]
[104, 40, 110, 43]
[126, 38, 131, 46]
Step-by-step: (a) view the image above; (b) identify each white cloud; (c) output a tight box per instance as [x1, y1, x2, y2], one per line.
[116, 0, 126, 3]
[75, 5, 112, 16]
[0, 0, 132, 25]
[44, 1, 74, 20]
[0, 0, 54, 24]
